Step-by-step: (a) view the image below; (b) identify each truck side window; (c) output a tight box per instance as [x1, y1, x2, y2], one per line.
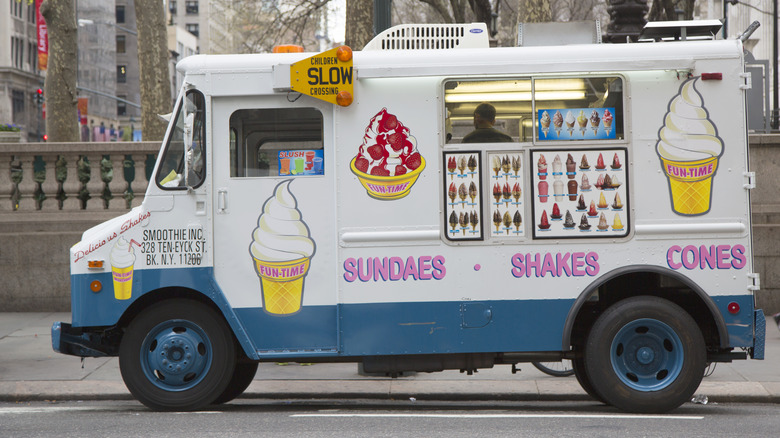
[444, 79, 532, 143]
[229, 108, 324, 178]
[156, 90, 206, 189]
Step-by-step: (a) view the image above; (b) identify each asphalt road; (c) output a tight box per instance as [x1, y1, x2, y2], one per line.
[2, 399, 779, 437]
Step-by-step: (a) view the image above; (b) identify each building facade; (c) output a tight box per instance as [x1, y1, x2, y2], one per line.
[0, 0, 43, 141]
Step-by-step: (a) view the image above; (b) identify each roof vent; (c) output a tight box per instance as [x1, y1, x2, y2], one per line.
[363, 23, 489, 51]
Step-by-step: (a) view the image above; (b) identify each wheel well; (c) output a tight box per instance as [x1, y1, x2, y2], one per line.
[117, 287, 222, 331]
[568, 270, 723, 352]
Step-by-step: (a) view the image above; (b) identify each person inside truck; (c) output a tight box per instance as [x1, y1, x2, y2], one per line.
[462, 102, 513, 143]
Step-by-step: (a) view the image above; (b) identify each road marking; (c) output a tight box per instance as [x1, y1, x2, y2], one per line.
[0, 406, 114, 415]
[292, 413, 703, 420]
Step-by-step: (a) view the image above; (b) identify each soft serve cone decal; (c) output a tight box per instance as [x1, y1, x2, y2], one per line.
[249, 180, 316, 315]
[656, 77, 724, 216]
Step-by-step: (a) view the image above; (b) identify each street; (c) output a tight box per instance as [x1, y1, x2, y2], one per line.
[2, 399, 780, 437]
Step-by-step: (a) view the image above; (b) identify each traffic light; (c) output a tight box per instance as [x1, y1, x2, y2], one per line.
[35, 88, 44, 105]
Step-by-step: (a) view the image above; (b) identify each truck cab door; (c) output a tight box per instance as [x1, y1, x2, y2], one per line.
[211, 96, 338, 356]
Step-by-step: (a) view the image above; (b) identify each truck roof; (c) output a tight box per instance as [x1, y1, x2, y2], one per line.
[176, 38, 743, 81]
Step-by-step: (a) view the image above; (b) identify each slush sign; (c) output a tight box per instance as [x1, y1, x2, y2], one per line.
[290, 46, 354, 106]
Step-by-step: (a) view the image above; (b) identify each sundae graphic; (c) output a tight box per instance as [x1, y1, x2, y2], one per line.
[249, 180, 316, 315]
[110, 237, 135, 300]
[656, 77, 724, 216]
[351, 108, 425, 200]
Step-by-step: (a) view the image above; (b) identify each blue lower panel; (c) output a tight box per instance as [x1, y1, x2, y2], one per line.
[234, 306, 338, 352]
[340, 300, 573, 356]
[235, 299, 574, 357]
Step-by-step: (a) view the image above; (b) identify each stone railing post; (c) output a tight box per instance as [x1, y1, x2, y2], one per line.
[61, 152, 82, 210]
[130, 153, 150, 208]
[40, 152, 60, 211]
[0, 153, 13, 211]
[108, 154, 128, 210]
[15, 153, 36, 211]
[84, 153, 105, 210]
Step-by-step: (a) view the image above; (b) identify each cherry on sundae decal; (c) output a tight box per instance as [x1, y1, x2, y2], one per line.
[351, 108, 425, 200]
[444, 151, 483, 241]
[655, 77, 724, 216]
[487, 152, 523, 239]
[538, 107, 616, 141]
[531, 149, 628, 239]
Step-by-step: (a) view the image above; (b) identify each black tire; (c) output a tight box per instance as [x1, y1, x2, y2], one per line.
[572, 355, 606, 404]
[119, 299, 237, 411]
[532, 360, 575, 377]
[212, 362, 258, 405]
[584, 296, 706, 413]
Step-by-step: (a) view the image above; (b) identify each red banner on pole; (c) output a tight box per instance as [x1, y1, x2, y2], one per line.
[36, 0, 48, 71]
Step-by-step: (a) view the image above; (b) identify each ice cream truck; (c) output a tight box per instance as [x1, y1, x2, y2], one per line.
[52, 20, 765, 413]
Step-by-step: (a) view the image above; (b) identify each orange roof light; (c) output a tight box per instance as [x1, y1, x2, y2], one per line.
[273, 45, 305, 53]
[88, 260, 104, 269]
[336, 46, 353, 62]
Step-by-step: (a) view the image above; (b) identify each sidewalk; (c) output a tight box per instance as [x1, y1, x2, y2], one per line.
[1, 312, 779, 404]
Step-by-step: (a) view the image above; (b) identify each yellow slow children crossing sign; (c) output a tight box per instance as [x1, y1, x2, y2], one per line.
[290, 46, 354, 106]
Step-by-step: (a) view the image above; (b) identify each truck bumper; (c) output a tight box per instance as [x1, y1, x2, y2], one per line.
[51, 322, 118, 358]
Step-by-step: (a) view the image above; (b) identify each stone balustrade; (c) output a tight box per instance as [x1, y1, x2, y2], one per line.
[0, 141, 160, 212]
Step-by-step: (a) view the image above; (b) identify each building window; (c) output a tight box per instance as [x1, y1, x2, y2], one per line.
[117, 65, 127, 83]
[116, 5, 125, 23]
[117, 96, 127, 117]
[185, 23, 199, 37]
[12, 90, 24, 124]
[11, 37, 24, 69]
[169, 1, 177, 14]
[185, 1, 198, 14]
[116, 35, 126, 53]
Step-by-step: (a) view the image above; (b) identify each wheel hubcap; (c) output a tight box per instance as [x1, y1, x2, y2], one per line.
[610, 318, 684, 392]
[140, 320, 212, 391]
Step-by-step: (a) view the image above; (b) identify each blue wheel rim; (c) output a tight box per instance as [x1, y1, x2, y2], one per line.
[139, 319, 213, 392]
[610, 318, 684, 392]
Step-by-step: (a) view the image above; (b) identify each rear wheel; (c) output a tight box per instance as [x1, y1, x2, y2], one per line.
[119, 299, 237, 411]
[584, 296, 705, 413]
[571, 355, 606, 404]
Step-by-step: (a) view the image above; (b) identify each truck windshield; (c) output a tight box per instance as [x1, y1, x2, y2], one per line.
[156, 90, 206, 189]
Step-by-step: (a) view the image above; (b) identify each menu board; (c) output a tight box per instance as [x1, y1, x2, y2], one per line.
[444, 151, 483, 240]
[537, 108, 616, 141]
[487, 152, 524, 238]
[531, 149, 628, 239]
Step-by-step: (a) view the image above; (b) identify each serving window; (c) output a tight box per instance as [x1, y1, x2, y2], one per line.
[229, 107, 324, 177]
[443, 76, 624, 144]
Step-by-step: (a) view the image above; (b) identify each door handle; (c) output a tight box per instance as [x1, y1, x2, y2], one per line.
[217, 188, 228, 213]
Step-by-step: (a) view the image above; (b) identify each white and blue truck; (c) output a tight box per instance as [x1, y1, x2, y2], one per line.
[53, 21, 765, 413]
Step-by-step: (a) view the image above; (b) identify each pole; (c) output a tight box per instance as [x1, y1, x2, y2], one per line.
[773, 0, 779, 129]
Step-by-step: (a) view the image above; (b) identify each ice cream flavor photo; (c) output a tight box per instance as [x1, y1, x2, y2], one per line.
[531, 149, 628, 238]
[351, 108, 425, 200]
[553, 110, 563, 137]
[444, 151, 484, 241]
[540, 111, 551, 137]
[249, 180, 316, 315]
[656, 77, 724, 216]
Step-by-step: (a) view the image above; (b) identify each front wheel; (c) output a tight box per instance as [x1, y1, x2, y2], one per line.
[119, 299, 237, 411]
[584, 296, 706, 413]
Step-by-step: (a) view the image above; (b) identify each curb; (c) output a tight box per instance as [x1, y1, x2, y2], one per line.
[2, 380, 778, 405]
